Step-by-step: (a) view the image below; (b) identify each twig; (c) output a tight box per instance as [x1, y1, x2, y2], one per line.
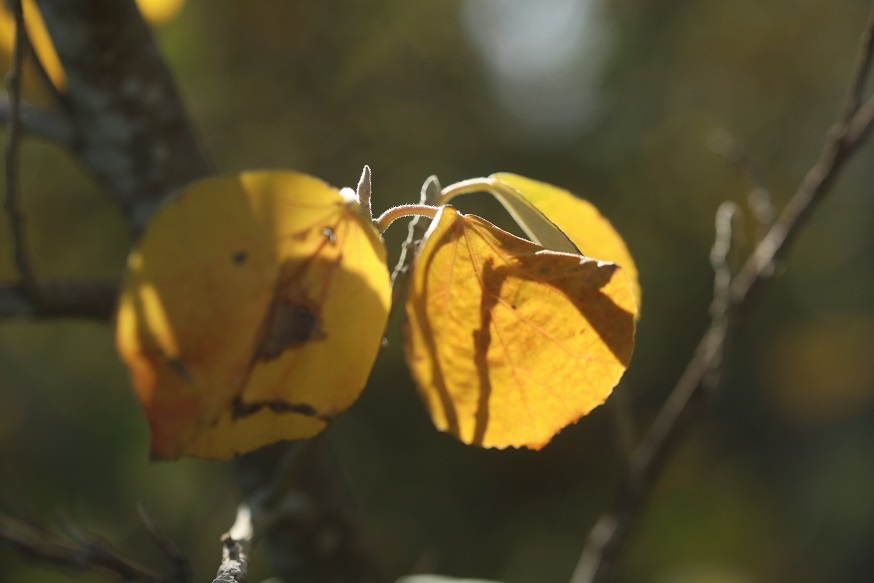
[571, 5, 874, 582]
[387, 175, 442, 323]
[231, 439, 386, 583]
[3, 0, 41, 303]
[0, 511, 166, 582]
[709, 129, 776, 235]
[212, 504, 253, 583]
[138, 504, 192, 583]
[0, 94, 76, 145]
[0, 279, 117, 320]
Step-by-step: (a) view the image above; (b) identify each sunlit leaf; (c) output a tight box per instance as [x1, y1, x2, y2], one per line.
[405, 206, 635, 449]
[490, 173, 641, 309]
[115, 171, 390, 460]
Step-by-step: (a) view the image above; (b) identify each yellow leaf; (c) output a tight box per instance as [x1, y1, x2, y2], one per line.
[136, 0, 186, 25]
[0, 0, 65, 92]
[490, 173, 641, 310]
[115, 171, 390, 460]
[405, 206, 635, 449]
[0, 0, 186, 96]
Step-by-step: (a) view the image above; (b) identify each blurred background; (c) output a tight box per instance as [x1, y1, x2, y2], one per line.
[1, 0, 874, 582]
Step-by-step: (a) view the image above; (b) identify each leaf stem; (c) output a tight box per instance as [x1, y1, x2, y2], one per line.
[374, 204, 439, 233]
[438, 177, 497, 205]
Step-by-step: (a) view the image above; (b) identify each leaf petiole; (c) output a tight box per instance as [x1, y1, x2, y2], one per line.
[375, 204, 440, 233]
[438, 177, 499, 205]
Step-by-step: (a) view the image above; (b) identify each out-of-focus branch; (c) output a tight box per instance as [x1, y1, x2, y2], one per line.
[233, 439, 387, 583]
[3, 0, 41, 303]
[571, 5, 874, 583]
[0, 95, 76, 146]
[388, 175, 441, 324]
[34, 0, 213, 235]
[0, 512, 168, 583]
[138, 505, 192, 583]
[8, 3, 382, 582]
[709, 129, 775, 238]
[0, 279, 116, 320]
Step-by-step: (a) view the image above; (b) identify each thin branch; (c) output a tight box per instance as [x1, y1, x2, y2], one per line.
[0, 94, 76, 145]
[387, 175, 442, 324]
[3, 0, 41, 303]
[212, 505, 253, 583]
[0, 279, 116, 320]
[0, 512, 166, 583]
[232, 439, 387, 583]
[571, 5, 874, 582]
[138, 505, 192, 583]
[839, 6, 874, 124]
[709, 129, 776, 235]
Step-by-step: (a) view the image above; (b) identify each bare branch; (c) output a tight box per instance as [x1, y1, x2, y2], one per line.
[212, 505, 253, 583]
[387, 175, 442, 325]
[233, 439, 387, 583]
[3, 0, 41, 303]
[709, 129, 776, 235]
[33, 0, 214, 234]
[0, 512, 166, 583]
[0, 279, 116, 320]
[839, 5, 874, 124]
[0, 94, 76, 145]
[571, 5, 874, 582]
[138, 505, 192, 583]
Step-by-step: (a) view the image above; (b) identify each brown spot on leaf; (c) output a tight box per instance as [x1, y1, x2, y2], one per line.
[232, 250, 248, 265]
[167, 356, 192, 381]
[256, 301, 325, 360]
[251, 255, 335, 363]
[231, 396, 332, 421]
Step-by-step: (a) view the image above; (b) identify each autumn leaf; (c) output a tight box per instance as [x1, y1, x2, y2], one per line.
[404, 206, 635, 449]
[0, 0, 65, 94]
[115, 171, 391, 460]
[0, 0, 187, 96]
[488, 173, 641, 309]
[137, 0, 187, 24]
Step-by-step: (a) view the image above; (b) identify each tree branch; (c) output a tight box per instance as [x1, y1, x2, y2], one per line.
[387, 175, 442, 324]
[0, 512, 168, 583]
[9, 4, 383, 583]
[571, 5, 874, 582]
[0, 94, 76, 146]
[3, 0, 41, 303]
[212, 504, 252, 583]
[0, 279, 116, 320]
[232, 439, 387, 583]
[33, 0, 213, 235]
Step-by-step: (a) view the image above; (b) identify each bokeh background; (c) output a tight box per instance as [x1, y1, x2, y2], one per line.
[2, 0, 874, 582]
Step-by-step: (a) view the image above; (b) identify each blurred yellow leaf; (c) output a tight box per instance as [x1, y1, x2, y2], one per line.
[116, 171, 390, 460]
[0, 0, 65, 93]
[405, 206, 636, 449]
[765, 316, 874, 424]
[137, 0, 186, 25]
[0, 0, 186, 96]
[490, 173, 641, 310]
